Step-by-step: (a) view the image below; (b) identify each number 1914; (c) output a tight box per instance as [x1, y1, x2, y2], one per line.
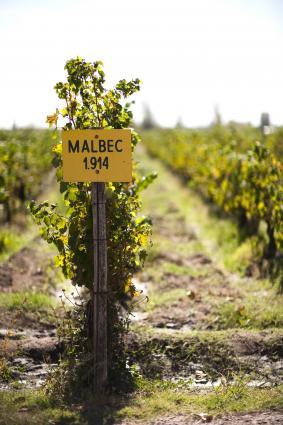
[83, 156, 109, 170]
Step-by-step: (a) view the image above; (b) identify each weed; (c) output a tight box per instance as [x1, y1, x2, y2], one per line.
[210, 373, 250, 410]
[0, 357, 12, 382]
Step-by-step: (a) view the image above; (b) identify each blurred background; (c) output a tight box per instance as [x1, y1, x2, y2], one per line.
[0, 0, 283, 128]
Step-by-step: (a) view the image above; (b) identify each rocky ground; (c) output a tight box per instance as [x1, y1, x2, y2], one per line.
[0, 238, 65, 390]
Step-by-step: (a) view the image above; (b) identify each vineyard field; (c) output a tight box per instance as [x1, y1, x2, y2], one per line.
[0, 129, 59, 258]
[1, 128, 282, 424]
[143, 124, 283, 283]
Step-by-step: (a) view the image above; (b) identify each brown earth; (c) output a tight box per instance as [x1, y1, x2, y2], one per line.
[132, 207, 246, 332]
[0, 240, 65, 390]
[0, 240, 56, 293]
[0, 333, 62, 362]
[120, 410, 283, 425]
[0, 239, 62, 330]
[135, 251, 241, 331]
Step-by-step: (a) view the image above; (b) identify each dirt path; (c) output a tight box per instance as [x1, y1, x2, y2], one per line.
[131, 149, 282, 352]
[133, 150, 282, 334]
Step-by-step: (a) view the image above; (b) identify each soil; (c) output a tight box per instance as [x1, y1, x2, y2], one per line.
[0, 238, 62, 331]
[0, 240, 64, 389]
[126, 329, 283, 386]
[0, 239, 56, 293]
[0, 331, 61, 361]
[132, 210, 245, 332]
[121, 410, 283, 424]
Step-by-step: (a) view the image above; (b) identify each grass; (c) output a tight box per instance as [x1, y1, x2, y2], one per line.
[0, 222, 38, 262]
[117, 380, 283, 422]
[216, 298, 283, 330]
[146, 288, 188, 311]
[162, 261, 209, 277]
[212, 276, 283, 329]
[0, 292, 56, 311]
[131, 323, 283, 341]
[147, 239, 204, 262]
[0, 182, 65, 263]
[0, 390, 80, 425]
[0, 381, 282, 425]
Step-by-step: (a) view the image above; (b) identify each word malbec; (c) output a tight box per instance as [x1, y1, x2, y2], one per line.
[68, 139, 123, 154]
[62, 129, 132, 182]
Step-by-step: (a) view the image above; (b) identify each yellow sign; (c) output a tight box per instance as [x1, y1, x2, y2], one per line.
[62, 129, 132, 182]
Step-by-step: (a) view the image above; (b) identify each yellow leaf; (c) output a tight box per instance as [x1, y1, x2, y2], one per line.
[52, 142, 62, 154]
[124, 278, 132, 293]
[46, 109, 59, 127]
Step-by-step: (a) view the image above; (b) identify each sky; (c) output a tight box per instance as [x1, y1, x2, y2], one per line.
[0, 0, 283, 128]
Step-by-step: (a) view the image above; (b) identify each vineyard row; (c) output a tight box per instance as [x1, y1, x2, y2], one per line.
[143, 124, 283, 269]
[0, 128, 57, 224]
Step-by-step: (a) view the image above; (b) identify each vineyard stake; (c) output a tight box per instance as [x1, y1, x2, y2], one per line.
[91, 182, 108, 393]
[62, 129, 132, 393]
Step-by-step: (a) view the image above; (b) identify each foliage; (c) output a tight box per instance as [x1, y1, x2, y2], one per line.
[44, 298, 90, 401]
[143, 124, 283, 275]
[29, 57, 156, 395]
[0, 128, 56, 224]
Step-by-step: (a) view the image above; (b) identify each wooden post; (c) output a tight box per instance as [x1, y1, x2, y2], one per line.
[91, 182, 108, 393]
